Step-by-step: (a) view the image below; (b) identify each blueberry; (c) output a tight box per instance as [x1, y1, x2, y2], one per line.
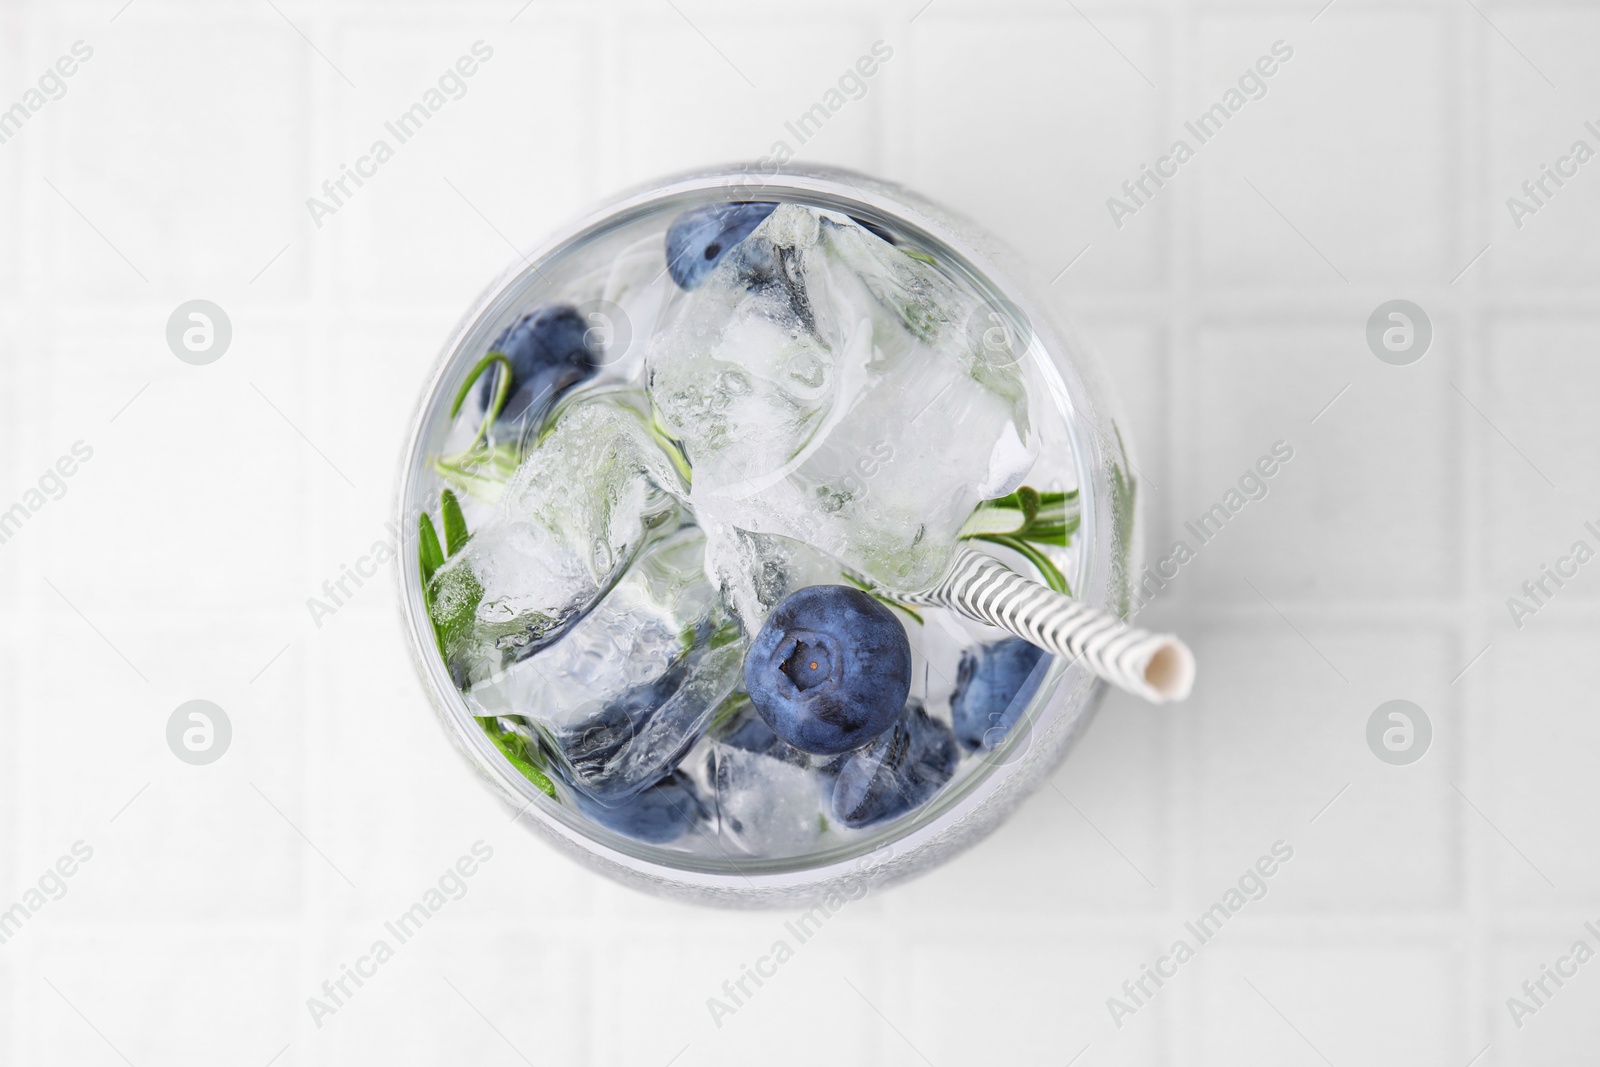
[479, 304, 598, 425]
[554, 658, 703, 802]
[719, 709, 807, 767]
[949, 638, 1048, 753]
[744, 585, 912, 756]
[574, 770, 708, 845]
[664, 202, 778, 289]
[556, 700, 639, 785]
[830, 703, 958, 829]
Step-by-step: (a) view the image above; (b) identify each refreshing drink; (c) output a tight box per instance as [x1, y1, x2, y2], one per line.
[400, 168, 1139, 901]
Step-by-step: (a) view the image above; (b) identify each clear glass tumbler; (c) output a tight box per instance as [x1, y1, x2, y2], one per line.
[396, 164, 1140, 906]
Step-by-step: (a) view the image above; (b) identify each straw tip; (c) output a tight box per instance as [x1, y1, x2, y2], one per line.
[1142, 639, 1195, 703]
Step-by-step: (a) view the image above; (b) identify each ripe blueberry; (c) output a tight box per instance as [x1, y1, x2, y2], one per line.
[831, 703, 958, 828]
[664, 202, 778, 289]
[479, 304, 599, 425]
[574, 770, 708, 844]
[744, 585, 912, 756]
[949, 638, 1048, 753]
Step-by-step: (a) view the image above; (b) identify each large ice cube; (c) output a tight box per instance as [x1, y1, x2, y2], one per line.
[710, 744, 827, 856]
[428, 389, 687, 687]
[647, 204, 1037, 593]
[468, 525, 743, 802]
[701, 527, 844, 636]
[704, 710, 827, 855]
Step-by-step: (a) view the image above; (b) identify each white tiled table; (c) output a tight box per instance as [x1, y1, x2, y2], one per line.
[3, 1, 1597, 1063]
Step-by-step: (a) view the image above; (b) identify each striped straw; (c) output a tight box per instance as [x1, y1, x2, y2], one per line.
[891, 546, 1194, 704]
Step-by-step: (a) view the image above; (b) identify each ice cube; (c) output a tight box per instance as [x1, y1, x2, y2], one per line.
[428, 389, 688, 686]
[468, 525, 743, 802]
[647, 204, 1037, 593]
[702, 527, 844, 636]
[587, 230, 679, 386]
[708, 730, 827, 856]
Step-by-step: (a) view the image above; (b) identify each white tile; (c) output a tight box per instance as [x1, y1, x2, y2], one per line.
[1194, 12, 1454, 286]
[306, 919, 587, 1065]
[22, 313, 312, 617]
[590, 930, 805, 1066]
[0, 643, 14, 925]
[42, 18, 310, 301]
[311, 312, 458, 532]
[1073, 315, 1171, 562]
[0, 953, 12, 1066]
[14, 617, 308, 919]
[19, 930, 300, 1065]
[906, 939, 1169, 1066]
[1193, 945, 1460, 1067]
[0, 5, 24, 302]
[696, 922, 891, 1067]
[1491, 933, 1600, 1063]
[0, 315, 22, 614]
[1484, 10, 1600, 287]
[615, 15, 887, 183]
[300, 612, 603, 922]
[1485, 626, 1600, 906]
[1188, 625, 1461, 910]
[899, 691, 1171, 916]
[902, 13, 1165, 288]
[1481, 314, 1600, 610]
[1186, 320, 1459, 603]
[324, 19, 598, 309]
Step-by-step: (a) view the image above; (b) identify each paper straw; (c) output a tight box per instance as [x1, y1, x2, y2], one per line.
[891, 547, 1194, 705]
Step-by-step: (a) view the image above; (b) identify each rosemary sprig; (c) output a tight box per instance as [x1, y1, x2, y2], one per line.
[706, 690, 754, 736]
[1110, 448, 1136, 618]
[960, 487, 1079, 544]
[648, 404, 693, 489]
[960, 485, 1078, 593]
[418, 511, 446, 654]
[418, 512, 445, 585]
[450, 352, 514, 451]
[440, 488, 469, 556]
[434, 442, 519, 504]
[972, 533, 1070, 595]
[478, 716, 556, 798]
[433, 353, 521, 503]
[419, 489, 483, 657]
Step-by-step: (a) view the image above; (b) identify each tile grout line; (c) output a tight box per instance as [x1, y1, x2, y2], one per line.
[1455, 5, 1493, 1062]
[296, 5, 338, 1052]
[1161, 2, 1197, 1065]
